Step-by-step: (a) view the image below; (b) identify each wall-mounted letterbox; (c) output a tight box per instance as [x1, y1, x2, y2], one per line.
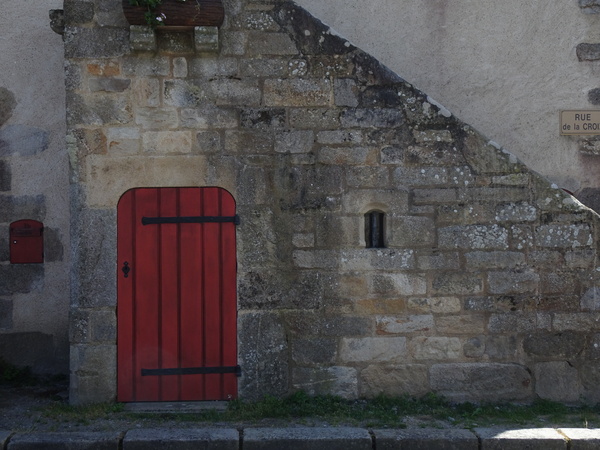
[10, 220, 44, 264]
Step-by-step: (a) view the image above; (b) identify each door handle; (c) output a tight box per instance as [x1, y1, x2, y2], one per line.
[122, 261, 131, 278]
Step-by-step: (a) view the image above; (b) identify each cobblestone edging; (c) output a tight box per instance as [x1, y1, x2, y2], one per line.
[2, 427, 600, 449]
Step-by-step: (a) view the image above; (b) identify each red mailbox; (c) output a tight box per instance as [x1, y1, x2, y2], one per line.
[10, 220, 43, 264]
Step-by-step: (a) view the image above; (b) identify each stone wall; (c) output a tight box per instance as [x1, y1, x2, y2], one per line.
[295, 0, 600, 213]
[0, 2, 69, 374]
[64, 0, 600, 404]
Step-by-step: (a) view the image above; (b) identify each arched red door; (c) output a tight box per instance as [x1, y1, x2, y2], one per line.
[117, 187, 238, 402]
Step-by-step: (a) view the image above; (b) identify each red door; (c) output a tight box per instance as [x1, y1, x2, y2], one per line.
[117, 187, 238, 402]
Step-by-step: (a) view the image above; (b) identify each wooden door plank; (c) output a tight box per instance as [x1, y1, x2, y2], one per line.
[202, 188, 223, 400]
[117, 190, 135, 402]
[158, 188, 181, 401]
[134, 189, 161, 401]
[179, 188, 204, 400]
[220, 189, 238, 399]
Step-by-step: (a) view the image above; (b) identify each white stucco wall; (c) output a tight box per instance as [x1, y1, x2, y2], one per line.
[296, 0, 600, 193]
[0, 0, 69, 373]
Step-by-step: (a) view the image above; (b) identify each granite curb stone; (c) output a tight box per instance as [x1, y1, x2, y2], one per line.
[2, 427, 600, 449]
[243, 427, 372, 450]
[474, 428, 567, 449]
[559, 428, 600, 449]
[373, 428, 478, 449]
[6, 431, 122, 450]
[123, 428, 239, 450]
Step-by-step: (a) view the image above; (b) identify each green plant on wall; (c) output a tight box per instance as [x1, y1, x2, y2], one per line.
[128, 0, 188, 27]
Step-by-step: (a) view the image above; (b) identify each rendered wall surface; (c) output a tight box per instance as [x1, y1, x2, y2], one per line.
[295, 0, 600, 211]
[0, 0, 69, 374]
[63, 0, 600, 405]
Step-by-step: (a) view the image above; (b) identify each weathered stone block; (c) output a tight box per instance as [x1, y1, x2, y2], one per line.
[89, 78, 131, 93]
[361, 364, 429, 397]
[431, 272, 483, 295]
[535, 361, 581, 403]
[488, 313, 536, 333]
[63, 1, 95, 25]
[577, 43, 600, 61]
[275, 130, 314, 154]
[194, 26, 219, 53]
[334, 78, 359, 107]
[71, 208, 116, 307]
[142, 131, 193, 154]
[292, 338, 337, 365]
[284, 312, 372, 337]
[292, 367, 358, 399]
[340, 108, 404, 128]
[64, 26, 129, 58]
[240, 108, 286, 129]
[495, 202, 537, 222]
[353, 298, 406, 315]
[163, 80, 205, 108]
[220, 30, 248, 55]
[318, 146, 372, 165]
[536, 224, 593, 248]
[369, 273, 427, 296]
[430, 363, 532, 402]
[484, 335, 518, 359]
[342, 188, 409, 214]
[416, 252, 460, 270]
[410, 337, 462, 360]
[240, 58, 288, 78]
[180, 105, 238, 129]
[465, 251, 525, 270]
[552, 313, 600, 332]
[194, 131, 221, 153]
[131, 78, 160, 107]
[107, 127, 140, 155]
[387, 215, 435, 247]
[487, 270, 539, 295]
[435, 314, 486, 334]
[264, 79, 332, 106]
[413, 188, 457, 204]
[289, 108, 340, 129]
[524, 332, 586, 358]
[407, 297, 461, 314]
[225, 130, 274, 154]
[238, 311, 288, 400]
[247, 31, 297, 55]
[122, 56, 170, 77]
[413, 129, 453, 144]
[346, 166, 389, 188]
[69, 344, 116, 404]
[565, 249, 595, 268]
[439, 225, 509, 249]
[85, 155, 208, 207]
[581, 362, 600, 402]
[207, 78, 261, 106]
[340, 337, 407, 363]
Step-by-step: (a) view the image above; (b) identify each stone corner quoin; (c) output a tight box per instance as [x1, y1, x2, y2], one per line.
[63, 0, 600, 404]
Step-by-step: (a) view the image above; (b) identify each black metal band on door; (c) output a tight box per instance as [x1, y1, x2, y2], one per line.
[141, 366, 242, 377]
[142, 215, 240, 225]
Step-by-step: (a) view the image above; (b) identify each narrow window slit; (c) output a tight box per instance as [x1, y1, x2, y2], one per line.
[365, 210, 385, 248]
